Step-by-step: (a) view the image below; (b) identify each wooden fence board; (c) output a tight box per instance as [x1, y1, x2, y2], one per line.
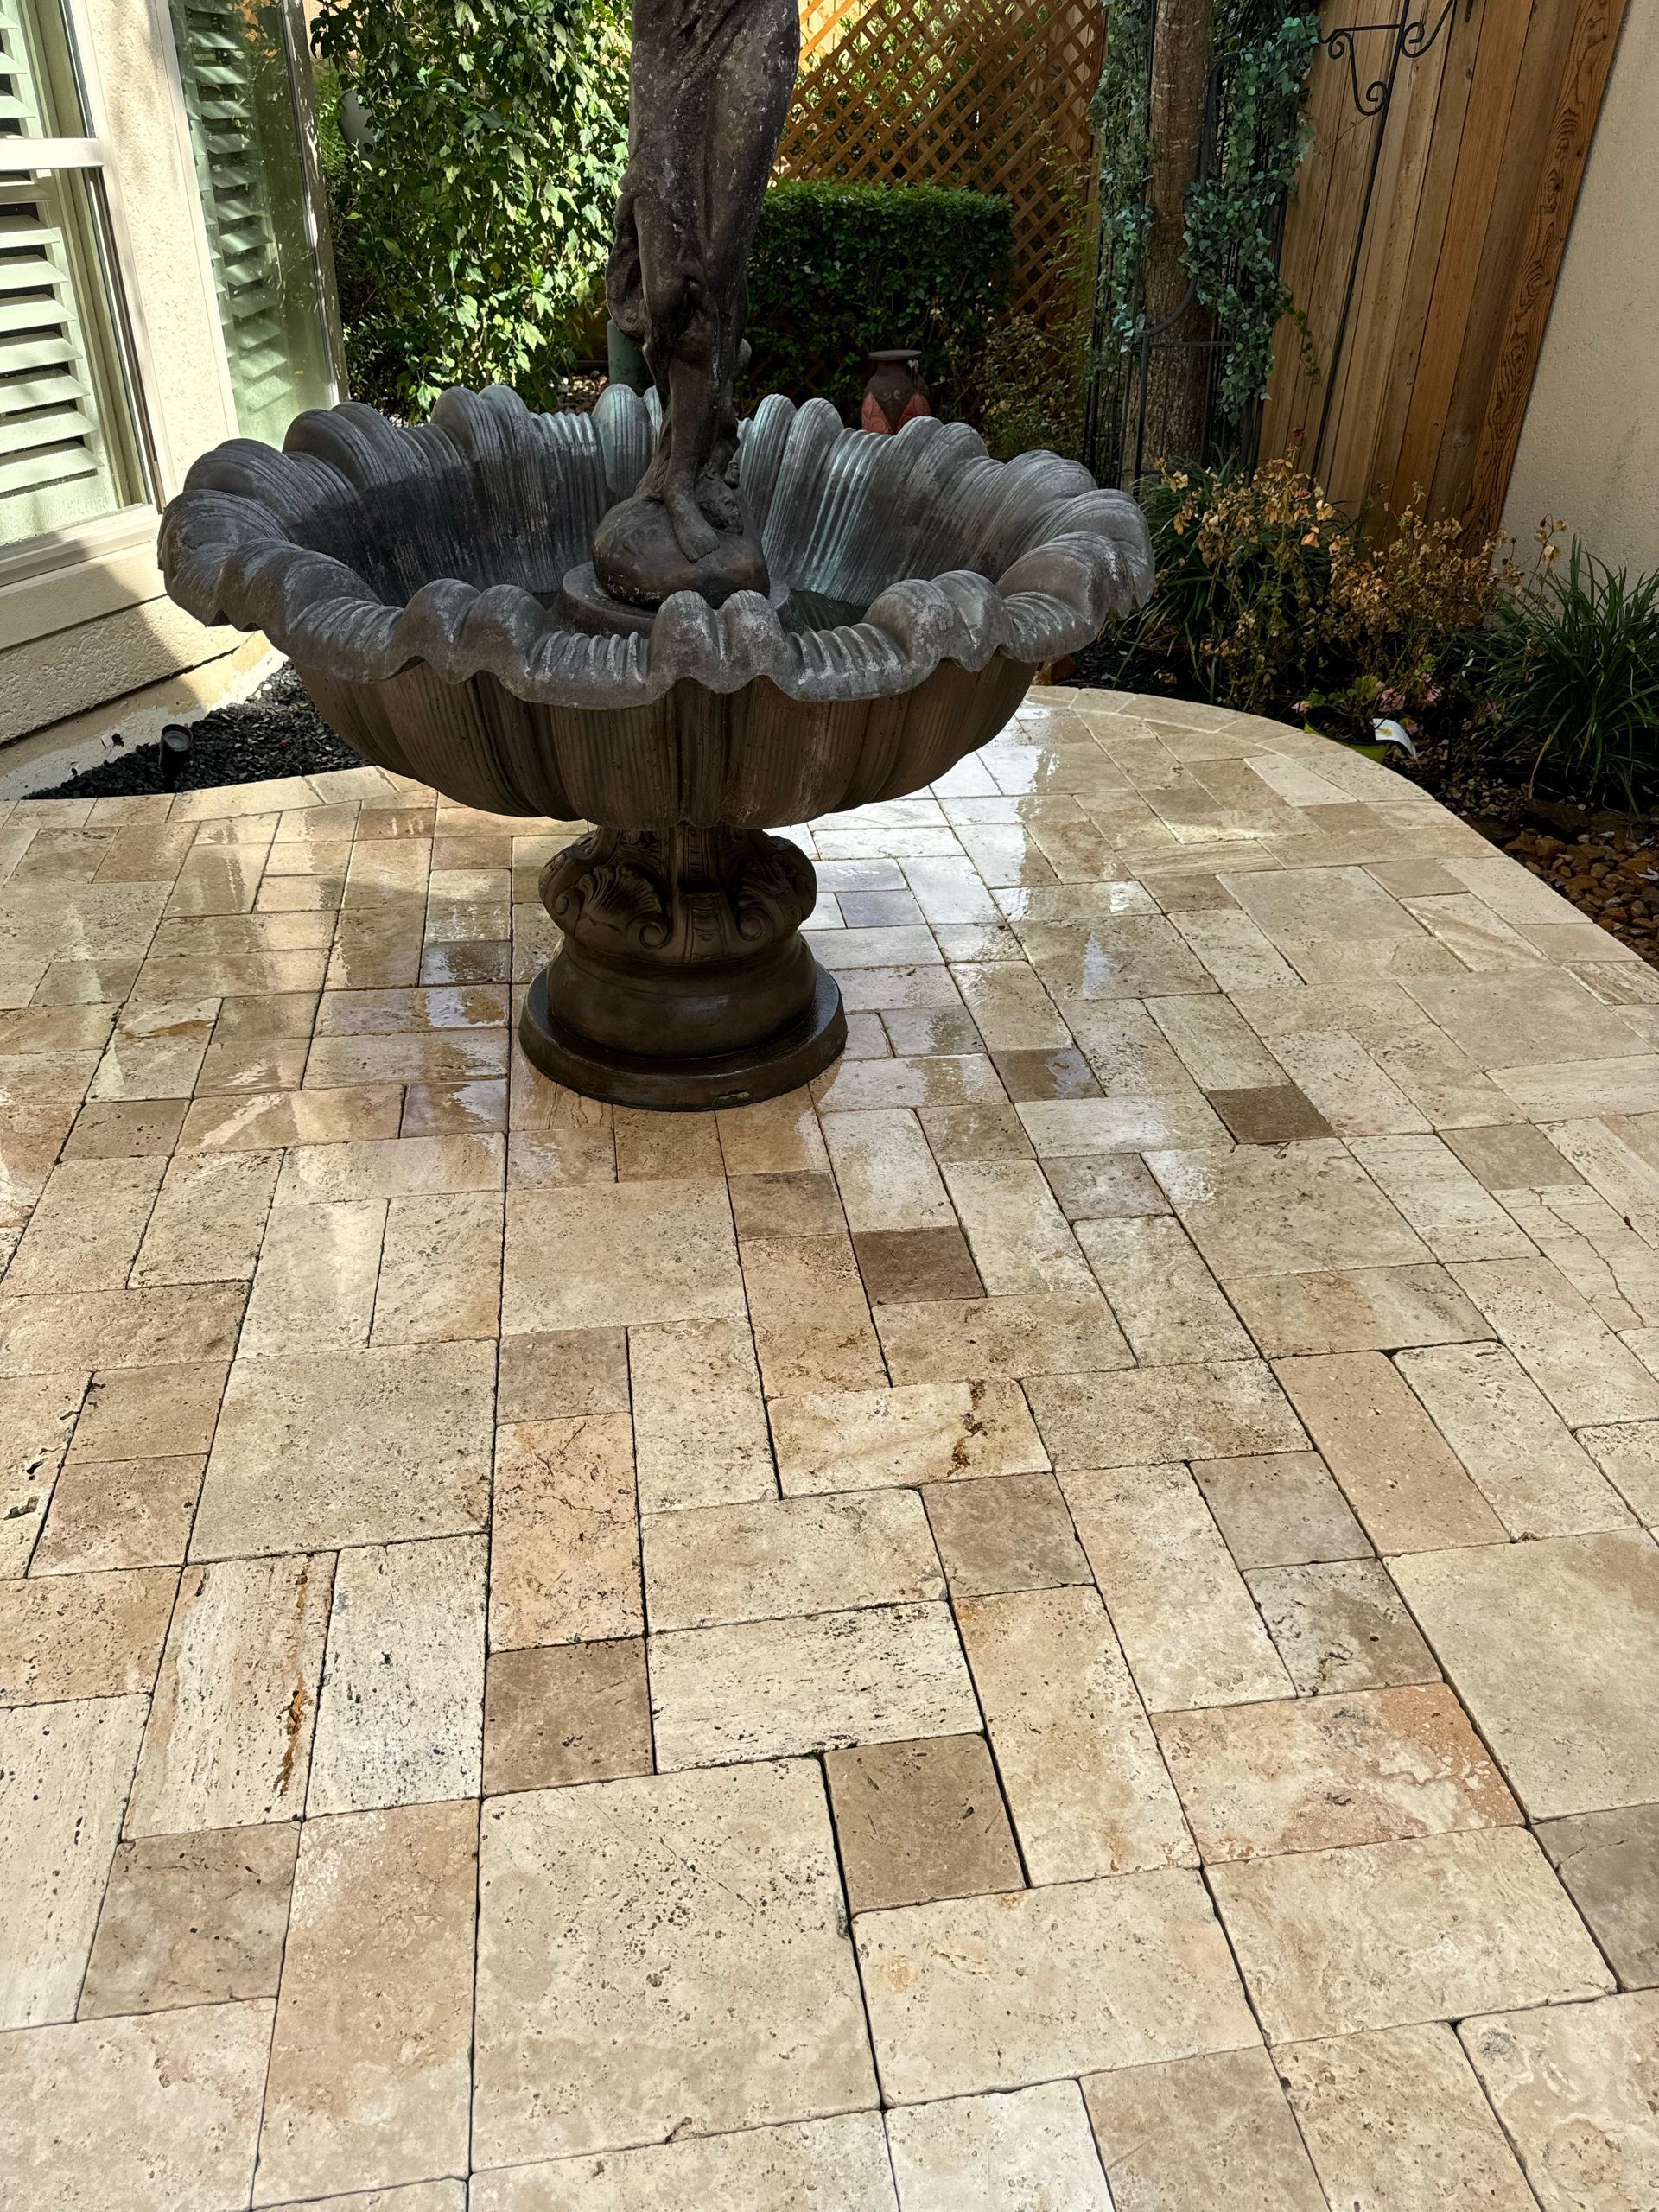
[1389, 0, 1532, 509]
[1261, 0, 1627, 534]
[1431, 0, 1579, 516]
[1465, 0, 1630, 536]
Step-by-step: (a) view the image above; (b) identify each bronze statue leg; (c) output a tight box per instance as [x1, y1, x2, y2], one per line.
[618, 142, 724, 563]
[589, 0, 799, 609]
[696, 0, 798, 504]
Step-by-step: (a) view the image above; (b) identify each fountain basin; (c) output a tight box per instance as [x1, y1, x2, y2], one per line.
[160, 383, 1154, 1106]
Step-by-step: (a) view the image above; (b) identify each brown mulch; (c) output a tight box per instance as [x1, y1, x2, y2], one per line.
[1396, 739, 1659, 969]
[1501, 826, 1659, 964]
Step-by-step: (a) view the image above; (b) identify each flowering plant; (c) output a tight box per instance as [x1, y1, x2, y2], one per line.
[1105, 459, 1510, 740]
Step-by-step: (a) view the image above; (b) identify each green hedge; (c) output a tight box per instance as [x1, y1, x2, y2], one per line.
[741, 180, 1012, 421]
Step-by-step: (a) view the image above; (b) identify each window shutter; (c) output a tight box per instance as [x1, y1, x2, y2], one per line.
[0, 2, 121, 537]
[169, 0, 290, 428]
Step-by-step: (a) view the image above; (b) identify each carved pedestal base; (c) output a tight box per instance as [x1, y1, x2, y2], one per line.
[518, 825, 846, 1110]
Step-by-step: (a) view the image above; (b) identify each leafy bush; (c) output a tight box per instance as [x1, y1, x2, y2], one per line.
[741, 181, 1011, 420]
[312, 0, 628, 414]
[1104, 460, 1348, 713]
[978, 310, 1089, 461]
[1309, 500, 1509, 741]
[979, 175, 1092, 462]
[1475, 541, 1659, 812]
[1099, 460, 1507, 735]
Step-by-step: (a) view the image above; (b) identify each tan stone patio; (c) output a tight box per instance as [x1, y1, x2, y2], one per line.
[3, 685, 1658, 2209]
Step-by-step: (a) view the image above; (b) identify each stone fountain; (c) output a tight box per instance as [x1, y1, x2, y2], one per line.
[160, 0, 1153, 1109]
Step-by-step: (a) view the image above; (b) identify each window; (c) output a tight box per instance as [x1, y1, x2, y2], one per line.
[0, 0, 145, 547]
[167, 0, 334, 448]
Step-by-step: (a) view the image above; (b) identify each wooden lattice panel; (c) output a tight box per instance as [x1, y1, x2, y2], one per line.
[776, 0, 1103, 315]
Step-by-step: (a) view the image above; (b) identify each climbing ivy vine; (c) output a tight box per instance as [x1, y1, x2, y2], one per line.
[1092, 1, 1320, 432]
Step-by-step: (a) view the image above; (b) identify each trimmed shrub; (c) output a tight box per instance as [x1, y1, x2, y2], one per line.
[740, 180, 1012, 420]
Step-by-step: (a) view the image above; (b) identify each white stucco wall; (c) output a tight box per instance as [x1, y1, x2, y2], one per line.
[1501, 5, 1659, 575]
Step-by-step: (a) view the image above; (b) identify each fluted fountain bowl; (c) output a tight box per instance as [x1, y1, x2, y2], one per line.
[161, 382, 1154, 1108]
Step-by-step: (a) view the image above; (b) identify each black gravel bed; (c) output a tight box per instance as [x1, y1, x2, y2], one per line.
[31, 666, 365, 798]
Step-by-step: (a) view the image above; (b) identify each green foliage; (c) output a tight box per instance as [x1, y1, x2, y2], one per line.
[740, 181, 1011, 420]
[1092, 2, 1319, 442]
[978, 309, 1088, 461]
[979, 180, 1093, 461]
[1105, 458, 1348, 713]
[1475, 543, 1659, 812]
[1102, 460, 1505, 735]
[311, 0, 629, 414]
[1187, 10, 1320, 420]
[1090, 0, 1154, 361]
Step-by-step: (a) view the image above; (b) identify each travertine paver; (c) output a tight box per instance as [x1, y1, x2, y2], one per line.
[1459, 1992, 1659, 2212]
[1277, 2022, 1537, 2209]
[1535, 1802, 1659, 1987]
[1210, 1828, 1612, 2039]
[79, 1823, 298, 2018]
[650, 1600, 978, 1768]
[855, 1870, 1257, 2101]
[1083, 2045, 1325, 2210]
[483, 1639, 652, 1792]
[5, 693, 1659, 2191]
[126, 1553, 333, 1835]
[0, 2000, 273, 2212]
[468, 2114, 897, 2210]
[884, 2081, 1113, 2209]
[257, 1801, 476, 2202]
[192, 1341, 494, 1556]
[957, 1584, 1194, 1878]
[642, 1490, 944, 1628]
[308, 1534, 487, 1812]
[473, 1763, 874, 2164]
[1394, 1529, 1659, 1816]
[823, 1735, 1022, 1911]
[1153, 1684, 1519, 1859]
[0, 1696, 148, 2027]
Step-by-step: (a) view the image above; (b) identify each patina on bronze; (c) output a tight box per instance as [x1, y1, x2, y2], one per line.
[526, 823, 837, 1109]
[538, 0, 842, 1101]
[158, 45, 1155, 1112]
[585, 0, 797, 619]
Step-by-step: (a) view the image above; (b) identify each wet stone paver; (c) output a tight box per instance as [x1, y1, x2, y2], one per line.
[2, 686, 1657, 2209]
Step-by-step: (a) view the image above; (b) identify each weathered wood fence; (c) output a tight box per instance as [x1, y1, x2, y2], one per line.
[1260, 0, 1630, 534]
[772, 0, 1630, 530]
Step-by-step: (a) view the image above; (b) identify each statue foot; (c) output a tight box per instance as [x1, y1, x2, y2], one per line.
[696, 473, 742, 532]
[592, 489, 769, 610]
[664, 485, 721, 561]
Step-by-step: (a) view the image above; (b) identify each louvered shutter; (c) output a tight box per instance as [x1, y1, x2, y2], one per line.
[0, 0, 125, 540]
[168, 0, 330, 445]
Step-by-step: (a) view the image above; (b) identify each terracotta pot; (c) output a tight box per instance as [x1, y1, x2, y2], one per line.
[861, 348, 931, 435]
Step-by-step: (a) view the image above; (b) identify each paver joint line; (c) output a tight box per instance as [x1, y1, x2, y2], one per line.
[1, 694, 1656, 2209]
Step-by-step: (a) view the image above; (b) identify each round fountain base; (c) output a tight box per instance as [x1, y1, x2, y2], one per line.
[520, 961, 845, 1110]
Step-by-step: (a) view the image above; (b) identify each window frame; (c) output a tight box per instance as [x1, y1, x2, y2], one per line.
[0, 0, 170, 584]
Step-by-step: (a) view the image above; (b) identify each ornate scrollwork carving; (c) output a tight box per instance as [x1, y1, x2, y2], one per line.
[542, 825, 817, 969]
[542, 831, 674, 955]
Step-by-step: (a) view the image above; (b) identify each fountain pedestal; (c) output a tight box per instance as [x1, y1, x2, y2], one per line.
[521, 823, 843, 1109]
[162, 385, 1154, 1114]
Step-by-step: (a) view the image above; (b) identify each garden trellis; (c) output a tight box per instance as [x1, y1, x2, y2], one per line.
[773, 0, 1103, 315]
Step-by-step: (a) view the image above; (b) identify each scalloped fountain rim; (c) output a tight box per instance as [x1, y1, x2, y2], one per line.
[158, 385, 1154, 712]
